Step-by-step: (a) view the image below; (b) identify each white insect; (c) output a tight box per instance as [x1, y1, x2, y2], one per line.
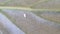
[24, 14, 26, 18]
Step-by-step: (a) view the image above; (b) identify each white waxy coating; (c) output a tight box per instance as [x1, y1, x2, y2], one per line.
[0, 13, 25, 34]
[0, 30, 3, 34]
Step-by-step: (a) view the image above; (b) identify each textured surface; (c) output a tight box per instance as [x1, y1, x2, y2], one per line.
[32, 11, 60, 23]
[31, 0, 60, 9]
[1, 9, 60, 34]
[0, 0, 41, 7]
[0, 13, 25, 34]
[0, 0, 60, 9]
